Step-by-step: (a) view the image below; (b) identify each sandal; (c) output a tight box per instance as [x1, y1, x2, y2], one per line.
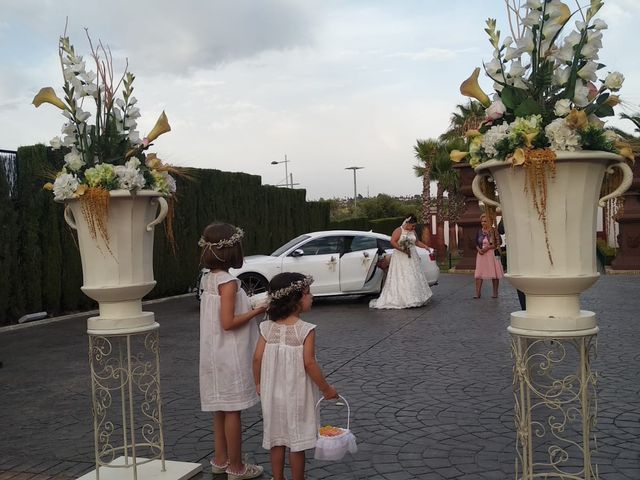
[210, 459, 229, 474]
[226, 463, 264, 480]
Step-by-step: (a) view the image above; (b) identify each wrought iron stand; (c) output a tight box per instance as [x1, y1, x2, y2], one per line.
[78, 322, 201, 480]
[510, 329, 599, 480]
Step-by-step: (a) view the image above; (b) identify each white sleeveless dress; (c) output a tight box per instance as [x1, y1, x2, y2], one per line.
[259, 320, 318, 452]
[369, 229, 433, 309]
[199, 270, 260, 411]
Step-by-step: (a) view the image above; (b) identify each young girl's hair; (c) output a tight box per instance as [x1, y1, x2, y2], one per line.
[199, 222, 244, 270]
[267, 272, 314, 320]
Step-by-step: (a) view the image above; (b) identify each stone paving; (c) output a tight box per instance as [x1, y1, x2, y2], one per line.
[0, 273, 639, 479]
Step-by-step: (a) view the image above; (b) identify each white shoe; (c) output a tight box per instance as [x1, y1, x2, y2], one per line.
[227, 463, 264, 480]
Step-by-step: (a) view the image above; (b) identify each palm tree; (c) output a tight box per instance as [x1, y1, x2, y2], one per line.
[439, 100, 486, 142]
[413, 139, 442, 224]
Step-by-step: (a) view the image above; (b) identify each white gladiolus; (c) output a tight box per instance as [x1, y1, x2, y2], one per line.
[581, 43, 599, 60]
[50, 136, 62, 150]
[552, 67, 571, 86]
[62, 135, 76, 147]
[64, 147, 85, 172]
[573, 81, 590, 107]
[485, 58, 502, 78]
[592, 19, 608, 30]
[578, 62, 598, 82]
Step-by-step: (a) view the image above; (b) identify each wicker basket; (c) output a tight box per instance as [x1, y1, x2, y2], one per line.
[314, 395, 357, 461]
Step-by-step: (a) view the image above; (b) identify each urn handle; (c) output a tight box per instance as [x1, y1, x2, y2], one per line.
[599, 161, 634, 206]
[147, 197, 169, 231]
[63, 204, 78, 230]
[472, 172, 501, 208]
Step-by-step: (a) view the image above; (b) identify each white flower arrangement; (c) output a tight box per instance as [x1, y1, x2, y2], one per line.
[33, 31, 177, 201]
[450, 0, 634, 168]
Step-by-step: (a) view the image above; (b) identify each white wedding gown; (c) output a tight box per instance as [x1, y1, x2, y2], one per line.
[369, 229, 433, 309]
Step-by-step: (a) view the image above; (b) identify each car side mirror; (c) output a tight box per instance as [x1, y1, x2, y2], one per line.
[290, 249, 304, 257]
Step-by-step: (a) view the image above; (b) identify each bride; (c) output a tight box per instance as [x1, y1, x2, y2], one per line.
[370, 215, 433, 309]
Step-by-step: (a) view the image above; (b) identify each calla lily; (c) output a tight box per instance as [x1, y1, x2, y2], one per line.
[565, 109, 588, 130]
[619, 147, 635, 163]
[510, 148, 526, 166]
[145, 153, 163, 170]
[523, 132, 538, 148]
[550, 2, 571, 24]
[144, 111, 171, 144]
[460, 68, 491, 107]
[615, 142, 635, 163]
[449, 150, 469, 163]
[32, 87, 67, 110]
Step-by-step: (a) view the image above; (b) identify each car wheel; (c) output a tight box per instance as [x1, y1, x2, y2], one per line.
[238, 273, 269, 296]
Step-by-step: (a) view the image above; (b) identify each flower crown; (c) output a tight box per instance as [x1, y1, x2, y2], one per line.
[269, 275, 314, 301]
[198, 227, 244, 250]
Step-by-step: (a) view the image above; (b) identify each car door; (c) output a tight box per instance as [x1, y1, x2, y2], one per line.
[339, 235, 379, 292]
[280, 235, 343, 294]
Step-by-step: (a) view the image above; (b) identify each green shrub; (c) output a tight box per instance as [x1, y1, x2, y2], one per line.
[369, 216, 406, 236]
[328, 217, 370, 231]
[0, 146, 330, 323]
[596, 239, 616, 266]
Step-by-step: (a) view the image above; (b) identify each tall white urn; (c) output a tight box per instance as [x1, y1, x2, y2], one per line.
[62, 190, 168, 334]
[473, 151, 632, 334]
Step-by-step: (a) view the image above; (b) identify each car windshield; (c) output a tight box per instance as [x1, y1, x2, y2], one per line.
[270, 235, 311, 256]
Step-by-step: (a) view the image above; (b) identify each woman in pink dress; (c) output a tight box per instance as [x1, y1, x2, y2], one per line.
[474, 214, 504, 298]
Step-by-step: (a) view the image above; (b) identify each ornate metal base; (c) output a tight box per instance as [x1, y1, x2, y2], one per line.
[88, 323, 166, 480]
[512, 333, 598, 480]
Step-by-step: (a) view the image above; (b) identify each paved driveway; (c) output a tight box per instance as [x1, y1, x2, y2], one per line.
[1, 274, 638, 479]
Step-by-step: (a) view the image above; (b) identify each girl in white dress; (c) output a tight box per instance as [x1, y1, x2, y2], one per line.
[253, 273, 338, 480]
[370, 215, 433, 309]
[199, 223, 266, 480]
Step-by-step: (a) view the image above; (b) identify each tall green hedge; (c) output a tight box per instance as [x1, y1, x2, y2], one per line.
[0, 146, 329, 325]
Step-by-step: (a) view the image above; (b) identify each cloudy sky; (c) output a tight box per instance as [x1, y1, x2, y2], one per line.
[1, 0, 639, 200]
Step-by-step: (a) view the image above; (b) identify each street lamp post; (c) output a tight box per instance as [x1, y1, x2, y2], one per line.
[345, 166, 364, 208]
[271, 155, 291, 188]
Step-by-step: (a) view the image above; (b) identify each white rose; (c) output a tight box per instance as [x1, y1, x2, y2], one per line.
[486, 99, 507, 121]
[64, 147, 85, 171]
[554, 99, 572, 117]
[604, 71, 624, 91]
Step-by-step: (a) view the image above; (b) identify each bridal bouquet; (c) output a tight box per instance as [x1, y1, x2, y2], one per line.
[398, 237, 413, 258]
[450, 0, 634, 168]
[33, 32, 177, 202]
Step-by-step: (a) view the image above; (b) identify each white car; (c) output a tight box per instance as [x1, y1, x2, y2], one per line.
[204, 230, 438, 298]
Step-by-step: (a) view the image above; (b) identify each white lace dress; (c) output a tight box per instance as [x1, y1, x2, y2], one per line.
[369, 229, 433, 309]
[199, 270, 260, 411]
[259, 320, 318, 452]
